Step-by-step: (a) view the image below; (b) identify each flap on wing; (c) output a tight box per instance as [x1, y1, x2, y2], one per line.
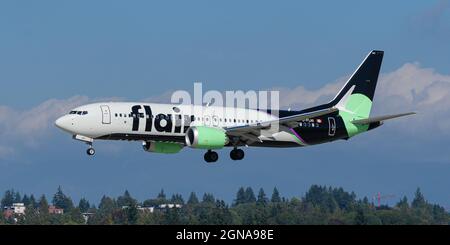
[351, 112, 416, 125]
[225, 107, 338, 135]
[279, 107, 338, 128]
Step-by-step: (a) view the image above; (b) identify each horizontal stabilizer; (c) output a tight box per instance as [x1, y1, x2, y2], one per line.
[351, 112, 416, 125]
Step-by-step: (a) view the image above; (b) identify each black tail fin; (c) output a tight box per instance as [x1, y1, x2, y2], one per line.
[329, 50, 384, 106]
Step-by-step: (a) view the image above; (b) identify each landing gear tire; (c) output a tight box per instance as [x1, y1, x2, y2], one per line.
[87, 148, 95, 156]
[204, 150, 218, 163]
[230, 148, 244, 160]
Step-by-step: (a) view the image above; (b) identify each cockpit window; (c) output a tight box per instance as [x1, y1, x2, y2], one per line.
[69, 110, 88, 115]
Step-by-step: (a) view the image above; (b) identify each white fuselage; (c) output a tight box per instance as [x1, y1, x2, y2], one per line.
[55, 102, 298, 145]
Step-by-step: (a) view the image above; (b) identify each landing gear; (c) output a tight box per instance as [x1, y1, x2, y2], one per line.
[86, 142, 95, 156]
[87, 147, 95, 156]
[204, 150, 218, 163]
[230, 148, 245, 161]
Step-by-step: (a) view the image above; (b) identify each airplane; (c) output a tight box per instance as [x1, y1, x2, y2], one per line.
[55, 50, 415, 163]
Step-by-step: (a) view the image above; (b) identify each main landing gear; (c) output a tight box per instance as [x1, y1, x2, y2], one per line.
[204, 150, 219, 163]
[230, 148, 245, 161]
[86, 143, 95, 156]
[203, 148, 245, 163]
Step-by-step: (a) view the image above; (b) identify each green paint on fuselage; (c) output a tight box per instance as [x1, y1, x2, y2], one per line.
[339, 93, 372, 138]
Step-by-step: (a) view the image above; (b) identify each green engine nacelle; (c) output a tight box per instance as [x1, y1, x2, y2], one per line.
[185, 126, 229, 149]
[142, 141, 183, 154]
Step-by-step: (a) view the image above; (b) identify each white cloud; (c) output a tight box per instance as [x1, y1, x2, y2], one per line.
[0, 96, 90, 154]
[0, 95, 131, 158]
[279, 62, 450, 136]
[0, 62, 449, 158]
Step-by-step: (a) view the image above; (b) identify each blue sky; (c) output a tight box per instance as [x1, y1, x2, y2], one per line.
[0, 0, 450, 207]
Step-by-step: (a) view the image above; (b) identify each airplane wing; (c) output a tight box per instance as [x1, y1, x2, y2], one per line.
[225, 107, 338, 143]
[351, 112, 416, 125]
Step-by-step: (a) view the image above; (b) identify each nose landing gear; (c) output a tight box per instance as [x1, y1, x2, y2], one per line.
[230, 148, 244, 161]
[87, 147, 95, 156]
[204, 150, 218, 163]
[86, 143, 95, 156]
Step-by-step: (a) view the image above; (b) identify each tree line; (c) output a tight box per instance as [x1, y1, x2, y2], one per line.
[0, 185, 448, 225]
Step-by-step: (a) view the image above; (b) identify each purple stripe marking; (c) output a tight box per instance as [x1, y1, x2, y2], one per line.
[289, 128, 308, 145]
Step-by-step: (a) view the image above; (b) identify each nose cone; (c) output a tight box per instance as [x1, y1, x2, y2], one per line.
[55, 115, 72, 132]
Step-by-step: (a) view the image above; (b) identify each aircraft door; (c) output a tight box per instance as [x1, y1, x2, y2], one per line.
[100, 105, 111, 124]
[328, 117, 336, 136]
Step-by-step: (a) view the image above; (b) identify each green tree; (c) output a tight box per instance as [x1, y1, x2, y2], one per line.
[257, 188, 268, 205]
[157, 189, 166, 200]
[22, 194, 30, 206]
[14, 192, 21, 203]
[412, 188, 427, 209]
[271, 187, 281, 203]
[187, 192, 199, 205]
[124, 205, 139, 224]
[354, 207, 368, 225]
[245, 187, 256, 203]
[234, 187, 246, 206]
[52, 186, 74, 211]
[117, 190, 137, 207]
[38, 195, 49, 214]
[171, 194, 184, 204]
[29, 194, 37, 208]
[78, 198, 90, 213]
[396, 196, 409, 209]
[202, 193, 215, 204]
[1, 190, 15, 207]
[91, 195, 116, 225]
[304, 185, 339, 212]
[98, 195, 117, 213]
[431, 204, 448, 224]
